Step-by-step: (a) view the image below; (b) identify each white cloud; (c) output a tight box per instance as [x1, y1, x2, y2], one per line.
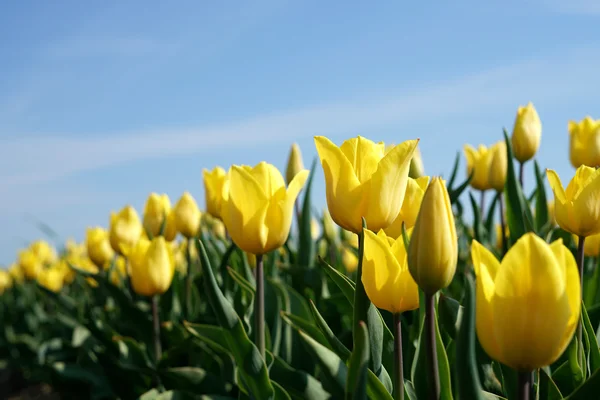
[542, 0, 600, 15]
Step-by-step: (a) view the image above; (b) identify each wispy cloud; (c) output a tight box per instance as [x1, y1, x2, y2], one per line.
[2, 46, 599, 192]
[541, 0, 600, 15]
[44, 36, 179, 59]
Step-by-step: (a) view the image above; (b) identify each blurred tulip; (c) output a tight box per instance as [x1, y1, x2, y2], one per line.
[471, 234, 579, 370]
[143, 193, 177, 241]
[575, 233, 600, 257]
[18, 249, 42, 280]
[547, 166, 600, 237]
[489, 141, 507, 192]
[109, 257, 128, 286]
[511, 102, 542, 163]
[203, 166, 228, 219]
[569, 117, 600, 168]
[221, 162, 308, 255]
[548, 201, 556, 226]
[315, 135, 418, 233]
[109, 206, 143, 255]
[341, 246, 358, 273]
[322, 210, 338, 243]
[317, 239, 328, 259]
[246, 252, 257, 269]
[37, 266, 64, 293]
[173, 192, 201, 239]
[285, 143, 305, 185]
[8, 263, 23, 284]
[362, 229, 419, 313]
[311, 218, 321, 241]
[408, 177, 457, 294]
[86, 227, 115, 269]
[30, 240, 57, 265]
[464, 144, 493, 191]
[495, 224, 510, 251]
[129, 237, 175, 297]
[384, 176, 429, 239]
[65, 238, 86, 258]
[0, 270, 12, 294]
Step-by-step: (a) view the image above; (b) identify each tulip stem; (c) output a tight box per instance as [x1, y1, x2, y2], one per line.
[294, 199, 301, 228]
[425, 293, 440, 400]
[184, 240, 193, 320]
[255, 254, 265, 358]
[393, 313, 404, 400]
[519, 162, 525, 188]
[480, 191, 485, 218]
[152, 295, 162, 363]
[577, 235, 585, 369]
[499, 195, 508, 253]
[517, 371, 532, 400]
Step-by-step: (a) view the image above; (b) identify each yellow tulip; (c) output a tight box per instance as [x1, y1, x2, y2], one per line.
[8, 263, 24, 284]
[464, 144, 493, 191]
[471, 234, 579, 370]
[30, 240, 57, 265]
[86, 227, 115, 268]
[56, 259, 76, 284]
[548, 201, 556, 226]
[285, 143, 305, 185]
[568, 117, 600, 168]
[384, 176, 429, 239]
[575, 233, 600, 257]
[315, 136, 418, 233]
[143, 193, 177, 241]
[409, 146, 425, 178]
[341, 246, 358, 273]
[212, 218, 227, 239]
[18, 249, 42, 280]
[221, 162, 309, 255]
[322, 210, 338, 243]
[362, 229, 419, 313]
[0, 270, 12, 294]
[495, 224, 509, 251]
[547, 166, 600, 237]
[489, 141, 507, 192]
[407, 177, 457, 294]
[203, 167, 228, 219]
[129, 237, 175, 296]
[246, 252, 257, 269]
[173, 192, 201, 239]
[65, 238, 87, 258]
[109, 206, 143, 255]
[109, 257, 128, 286]
[317, 239, 328, 259]
[37, 266, 65, 293]
[511, 102, 542, 163]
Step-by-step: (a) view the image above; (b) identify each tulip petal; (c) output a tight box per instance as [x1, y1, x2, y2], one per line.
[362, 229, 400, 313]
[547, 169, 566, 204]
[340, 136, 385, 183]
[314, 136, 364, 232]
[572, 169, 600, 236]
[365, 139, 418, 231]
[249, 162, 287, 198]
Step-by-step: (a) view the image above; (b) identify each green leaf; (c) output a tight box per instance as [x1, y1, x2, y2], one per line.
[194, 239, 274, 399]
[184, 323, 230, 355]
[539, 367, 563, 400]
[308, 299, 351, 360]
[228, 266, 256, 295]
[273, 381, 292, 400]
[582, 301, 600, 374]
[469, 192, 484, 243]
[455, 275, 485, 400]
[346, 321, 369, 400]
[298, 159, 317, 270]
[269, 352, 332, 399]
[447, 152, 461, 189]
[318, 256, 355, 303]
[566, 368, 600, 399]
[503, 128, 534, 244]
[160, 367, 232, 395]
[484, 192, 500, 236]
[280, 312, 328, 348]
[438, 294, 463, 340]
[534, 161, 549, 234]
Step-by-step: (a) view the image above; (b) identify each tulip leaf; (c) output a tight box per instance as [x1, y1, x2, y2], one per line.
[503, 128, 534, 244]
[582, 301, 600, 374]
[346, 321, 369, 400]
[318, 255, 355, 303]
[308, 299, 351, 360]
[269, 352, 332, 399]
[455, 274, 485, 400]
[539, 367, 564, 400]
[565, 367, 600, 399]
[439, 294, 463, 340]
[469, 192, 485, 243]
[194, 239, 274, 399]
[159, 367, 231, 395]
[448, 152, 461, 189]
[267, 279, 291, 361]
[280, 311, 329, 348]
[449, 170, 474, 205]
[272, 381, 292, 400]
[534, 161, 549, 234]
[484, 192, 500, 236]
[227, 267, 256, 295]
[298, 159, 317, 271]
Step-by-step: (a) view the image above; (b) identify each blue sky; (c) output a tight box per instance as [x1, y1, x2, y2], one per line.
[1, 0, 599, 265]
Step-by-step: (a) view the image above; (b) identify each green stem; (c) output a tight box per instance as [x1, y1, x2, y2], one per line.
[517, 370, 532, 400]
[480, 190, 485, 220]
[352, 230, 367, 348]
[519, 162, 525, 188]
[425, 293, 440, 400]
[152, 295, 162, 362]
[393, 313, 404, 400]
[184, 240, 192, 320]
[577, 235, 586, 370]
[499, 194, 508, 254]
[255, 254, 265, 358]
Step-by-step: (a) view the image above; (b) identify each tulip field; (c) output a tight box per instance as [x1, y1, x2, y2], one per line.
[2, 105, 600, 400]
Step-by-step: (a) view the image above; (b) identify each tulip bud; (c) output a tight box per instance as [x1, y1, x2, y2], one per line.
[129, 237, 175, 296]
[86, 227, 115, 268]
[285, 143, 305, 185]
[341, 246, 358, 273]
[203, 167, 228, 219]
[8, 263, 23, 284]
[37, 266, 65, 293]
[143, 193, 177, 240]
[173, 192, 201, 239]
[489, 141, 507, 192]
[30, 240, 57, 265]
[568, 116, 600, 168]
[409, 146, 425, 178]
[408, 177, 457, 294]
[384, 176, 429, 238]
[0, 270, 12, 294]
[463, 144, 492, 191]
[511, 102, 542, 163]
[109, 206, 143, 255]
[18, 249, 42, 280]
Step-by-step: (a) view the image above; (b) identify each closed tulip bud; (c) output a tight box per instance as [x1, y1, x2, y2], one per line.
[464, 144, 493, 191]
[489, 141, 507, 192]
[143, 193, 177, 240]
[408, 177, 457, 294]
[0, 270, 12, 294]
[547, 166, 600, 237]
[129, 237, 175, 296]
[285, 143, 305, 185]
[409, 146, 425, 179]
[109, 206, 143, 255]
[212, 218, 227, 239]
[203, 167, 228, 219]
[37, 266, 65, 293]
[315, 136, 418, 233]
[8, 263, 23, 284]
[222, 162, 309, 255]
[86, 227, 115, 268]
[322, 210, 338, 243]
[18, 249, 42, 280]
[341, 246, 358, 273]
[568, 116, 600, 168]
[362, 229, 419, 313]
[384, 176, 429, 238]
[511, 102, 542, 163]
[30, 240, 57, 265]
[173, 192, 201, 239]
[472, 234, 579, 370]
